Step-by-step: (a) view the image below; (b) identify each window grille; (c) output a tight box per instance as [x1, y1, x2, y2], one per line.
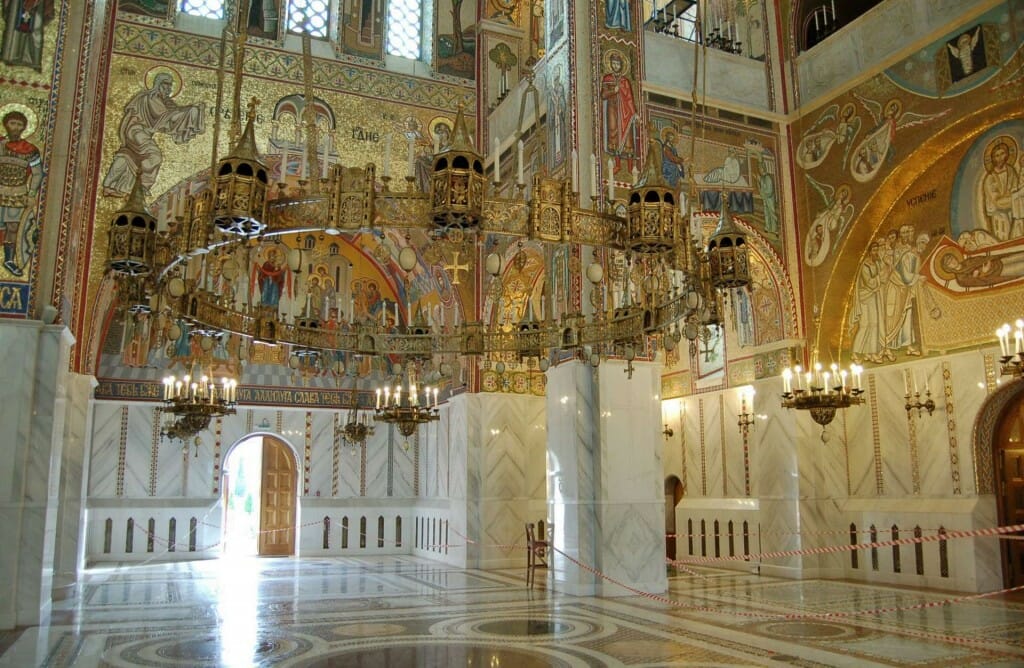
[386, 0, 422, 59]
[180, 0, 224, 20]
[288, 0, 329, 37]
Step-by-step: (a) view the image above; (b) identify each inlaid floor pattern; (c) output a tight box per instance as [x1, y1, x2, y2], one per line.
[2, 556, 1023, 667]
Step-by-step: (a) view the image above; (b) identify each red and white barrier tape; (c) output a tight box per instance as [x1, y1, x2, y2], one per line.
[671, 522, 1024, 565]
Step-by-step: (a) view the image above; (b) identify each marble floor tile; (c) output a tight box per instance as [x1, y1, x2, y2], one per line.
[1, 557, 1022, 667]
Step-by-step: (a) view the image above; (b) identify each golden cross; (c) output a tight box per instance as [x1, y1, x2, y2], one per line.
[445, 250, 471, 285]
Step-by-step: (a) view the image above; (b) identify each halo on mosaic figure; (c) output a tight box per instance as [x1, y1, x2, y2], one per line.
[931, 243, 964, 282]
[144, 65, 183, 97]
[0, 102, 38, 138]
[983, 134, 1019, 174]
[602, 47, 630, 76]
[428, 116, 454, 149]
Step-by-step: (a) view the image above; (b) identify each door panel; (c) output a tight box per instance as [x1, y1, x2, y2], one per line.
[259, 438, 296, 556]
[998, 448, 1024, 588]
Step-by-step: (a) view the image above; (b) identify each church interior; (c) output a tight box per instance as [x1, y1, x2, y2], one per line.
[2, 0, 1024, 665]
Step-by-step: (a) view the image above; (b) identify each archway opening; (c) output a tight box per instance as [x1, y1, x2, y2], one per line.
[223, 436, 264, 556]
[665, 475, 684, 563]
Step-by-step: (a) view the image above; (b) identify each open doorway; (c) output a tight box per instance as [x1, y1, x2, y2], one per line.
[665, 475, 684, 562]
[223, 436, 263, 556]
[222, 435, 298, 557]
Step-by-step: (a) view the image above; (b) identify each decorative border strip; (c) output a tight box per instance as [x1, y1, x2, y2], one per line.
[149, 407, 160, 496]
[303, 411, 312, 495]
[907, 376, 921, 494]
[719, 393, 727, 496]
[679, 402, 688, 496]
[331, 413, 340, 497]
[212, 417, 222, 495]
[869, 373, 884, 495]
[699, 397, 707, 496]
[942, 361, 962, 495]
[117, 406, 128, 497]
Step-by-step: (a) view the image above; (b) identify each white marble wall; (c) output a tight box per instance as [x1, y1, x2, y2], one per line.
[645, 34, 770, 113]
[86, 399, 448, 562]
[0, 322, 74, 629]
[668, 347, 1009, 592]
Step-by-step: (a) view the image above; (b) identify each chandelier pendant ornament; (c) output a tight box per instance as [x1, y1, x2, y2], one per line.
[161, 366, 239, 442]
[781, 360, 864, 437]
[340, 384, 374, 446]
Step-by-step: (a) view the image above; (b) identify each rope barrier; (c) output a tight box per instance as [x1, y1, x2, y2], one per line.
[554, 545, 1024, 653]
[107, 516, 1024, 653]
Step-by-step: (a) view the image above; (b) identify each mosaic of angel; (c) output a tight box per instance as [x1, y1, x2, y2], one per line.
[802, 176, 854, 268]
[795, 102, 861, 171]
[848, 94, 948, 184]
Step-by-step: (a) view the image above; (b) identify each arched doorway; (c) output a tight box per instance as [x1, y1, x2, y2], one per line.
[222, 434, 298, 557]
[995, 396, 1024, 588]
[664, 475, 684, 562]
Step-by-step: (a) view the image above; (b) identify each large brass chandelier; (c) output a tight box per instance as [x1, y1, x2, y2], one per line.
[102, 7, 751, 411]
[780, 357, 864, 437]
[160, 364, 239, 441]
[374, 372, 440, 440]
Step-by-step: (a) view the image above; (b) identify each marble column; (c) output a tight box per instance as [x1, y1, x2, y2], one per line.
[546, 359, 668, 596]
[0, 321, 74, 629]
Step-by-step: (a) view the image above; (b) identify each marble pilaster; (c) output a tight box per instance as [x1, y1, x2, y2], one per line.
[0, 321, 74, 629]
[51, 373, 97, 601]
[547, 360, 668, 596]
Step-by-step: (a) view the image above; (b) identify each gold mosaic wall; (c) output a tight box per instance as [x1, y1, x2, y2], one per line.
[793, 3, 1024, 369]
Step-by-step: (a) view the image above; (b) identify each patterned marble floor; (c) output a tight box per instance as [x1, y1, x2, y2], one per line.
[1, 556, 1023, 667]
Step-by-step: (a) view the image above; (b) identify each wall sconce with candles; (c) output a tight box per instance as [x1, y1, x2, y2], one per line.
[904, 368, 935, 418]
[780, 359, 864, 439]
[997, 320, 1024, 378]
[737, 385, 755, 435]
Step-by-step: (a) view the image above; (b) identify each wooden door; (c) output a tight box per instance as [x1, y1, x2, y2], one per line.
[259, 437, 296, 556]
[997, 447, 1024, 588]
[996, 397, 1024, 588]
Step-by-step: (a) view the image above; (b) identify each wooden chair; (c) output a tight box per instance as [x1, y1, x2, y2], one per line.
[525, 522, 549, 589]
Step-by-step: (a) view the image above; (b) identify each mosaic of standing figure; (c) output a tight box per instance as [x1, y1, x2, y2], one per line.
[339, 0, 383, 59]
[0, 104, 41, 278]
[2, 0, 55, 70]
[0, 0, 59, 316]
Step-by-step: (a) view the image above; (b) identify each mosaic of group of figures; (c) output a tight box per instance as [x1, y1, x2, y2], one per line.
[800, 2, 1024, 367]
